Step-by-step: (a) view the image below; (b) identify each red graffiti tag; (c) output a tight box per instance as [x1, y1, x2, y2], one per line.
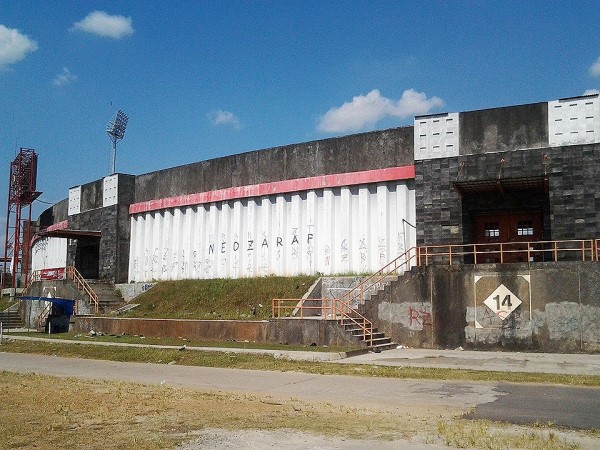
[409, 307, 432, 327]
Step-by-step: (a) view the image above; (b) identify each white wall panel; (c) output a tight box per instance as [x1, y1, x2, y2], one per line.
[103, 175, 119, 207]
[357, 187, 369, 274]
[414, 113, 460, 160]
[68, 186, 81, 216]
[31, 237, 67, 271]
[128, 180, 417, 281]
[548, 95, 600, 147]
[305, 191, 317, 274]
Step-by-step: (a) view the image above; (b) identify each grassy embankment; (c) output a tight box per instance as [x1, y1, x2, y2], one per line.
[120, 275, 318, 320]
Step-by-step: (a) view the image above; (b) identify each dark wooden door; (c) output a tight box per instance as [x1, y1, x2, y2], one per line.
[473, 212, 543, 263]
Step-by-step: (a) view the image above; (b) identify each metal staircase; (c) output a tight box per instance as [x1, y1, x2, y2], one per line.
[341, 315, 395, 351]
[272, 249, 418, 351]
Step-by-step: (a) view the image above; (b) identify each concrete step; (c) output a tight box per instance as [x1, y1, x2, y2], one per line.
[85, 280, 125, 313]
[0, 311, 23, 328]
[358, 335, 392, 345]
[370, 342, 397, 352]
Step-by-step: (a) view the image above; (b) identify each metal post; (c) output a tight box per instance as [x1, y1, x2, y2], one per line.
[110, 137, 117, 176]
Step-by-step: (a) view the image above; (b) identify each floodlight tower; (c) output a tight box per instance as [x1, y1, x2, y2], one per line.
[106, 110, 129, 175]
[2, 148, 41, 289]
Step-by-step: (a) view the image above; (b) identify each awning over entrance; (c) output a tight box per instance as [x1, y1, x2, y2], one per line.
[452, 176, 548, 197]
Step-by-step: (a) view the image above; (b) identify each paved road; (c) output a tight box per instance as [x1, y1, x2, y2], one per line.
[1, 351, 599, 430]
[338, 348, 600, 376]
[465, 383, 600, 430]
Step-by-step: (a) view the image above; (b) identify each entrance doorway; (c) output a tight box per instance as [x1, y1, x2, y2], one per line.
[473, 212, 543, 263]
[75, 237, 100, 279]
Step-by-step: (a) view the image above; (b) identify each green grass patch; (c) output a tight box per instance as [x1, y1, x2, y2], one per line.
[7, 331, 360, 353]
[3, 339, 600, 387]
[121, 276, 317, 320]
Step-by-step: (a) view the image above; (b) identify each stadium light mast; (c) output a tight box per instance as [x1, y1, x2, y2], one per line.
[106, 110, 129, 175]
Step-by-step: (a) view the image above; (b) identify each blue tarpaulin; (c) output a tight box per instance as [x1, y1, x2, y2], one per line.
[19, 296, 75, 316]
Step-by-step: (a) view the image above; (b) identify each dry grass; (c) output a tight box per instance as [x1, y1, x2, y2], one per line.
[436, 420, 583, 450]
[0, 371, 590, 450]
[0, 371, 428, 450]
[122, 276, 317, 320]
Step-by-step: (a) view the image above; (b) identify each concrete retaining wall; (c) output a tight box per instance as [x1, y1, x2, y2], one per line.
[73, 316, 360, 347]
[361, 262, 600, 352]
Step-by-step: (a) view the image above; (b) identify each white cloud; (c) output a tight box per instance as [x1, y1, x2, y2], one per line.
[0, 24, 37, 69]
[317, 89, 444, 133]
[53, 67, 77, 87]
[589, 57, 600, 77]
[583, 88, 600, 96]
[71, 11, 133, 39]
[207, 110, 241, 129]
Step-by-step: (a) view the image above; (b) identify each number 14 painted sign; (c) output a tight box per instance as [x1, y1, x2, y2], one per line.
[483, 284, 522, 320]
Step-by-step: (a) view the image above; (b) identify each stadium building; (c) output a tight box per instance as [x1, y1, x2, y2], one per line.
[25, 93, 600, 351]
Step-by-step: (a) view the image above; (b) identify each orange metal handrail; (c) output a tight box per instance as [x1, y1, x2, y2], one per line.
[417, 239, 597, 265]
[272, 297, 375, 346]
[340, 247, 418, 308]
[66, 267, 99, 315]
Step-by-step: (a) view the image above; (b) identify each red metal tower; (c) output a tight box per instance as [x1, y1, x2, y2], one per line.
[2, 148, 41, 289]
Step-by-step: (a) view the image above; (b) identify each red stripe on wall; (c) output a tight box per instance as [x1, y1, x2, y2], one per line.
[129, 165, 415, 215]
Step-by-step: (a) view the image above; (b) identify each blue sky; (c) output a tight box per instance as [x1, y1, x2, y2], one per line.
[1, 1, 600, 252]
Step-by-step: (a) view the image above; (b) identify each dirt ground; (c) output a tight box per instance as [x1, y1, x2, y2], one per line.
[178, 428, 462, 450]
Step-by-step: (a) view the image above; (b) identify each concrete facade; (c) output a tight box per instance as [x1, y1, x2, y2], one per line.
[133, 127, 414, 203]
[361, 262, 600, 352]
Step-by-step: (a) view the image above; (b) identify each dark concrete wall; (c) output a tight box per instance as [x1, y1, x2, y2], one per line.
[73, 316, 360, 347]
[266, 318, 360, 347]
[459, 102, 548, 155]
[362, 262, 600, 353]
[80, 179, 104, 212]
[134, 127, 414, 202]
[115, 175, 136, 282]
[39, 198, 68, 228]
[415, 143, 600, 245]
[74, 317, 269, 342]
